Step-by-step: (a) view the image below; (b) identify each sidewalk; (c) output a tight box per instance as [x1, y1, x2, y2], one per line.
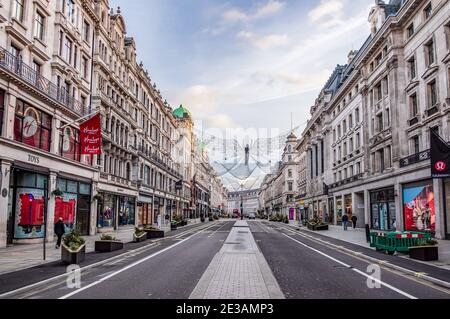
[0, 228, 135, 276]
[298, 224, 450, 271]
[190, 220, 284, 299]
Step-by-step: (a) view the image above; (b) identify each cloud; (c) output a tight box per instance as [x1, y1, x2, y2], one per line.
[308, 0, 345, 28]
[223, 0, 285, 23]
[254, 0, 286, 19]
[176, 85, 218, 120]
[237, 31, 288, 50]
[205, 113, 239, 129]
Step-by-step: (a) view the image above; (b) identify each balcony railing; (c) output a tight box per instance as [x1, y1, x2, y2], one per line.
[400, 149, 431, 168]
[0, 47, 85, 115]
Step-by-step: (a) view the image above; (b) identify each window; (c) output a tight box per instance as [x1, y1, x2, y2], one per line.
[343, 120, 347, 133]
[14, 100, 52, 151]
[375, 53, 383, 66]
[83, 20, 91, 43]
[66, 0, 76, 24]
[349, 137, 354, 153]
[425, 39, 435, 66]
[32, 61, 41, 75]
[0, 90, 5, 135]
[59, 126, 80, 162]
[34, 11, 45, 40]
[64, 37, 73, 64]
[355, 108, 360, 123]
[13, 0, 24, 22]
[380, 149, 385, 173]
[424, 3, 432, 19]
[377, 114, 383, 132]
[427, 80, 438, 108]
[356, 133, 360, 149]
[349, 114, 353, 129]
[338, 125, 342, 138]
[81, 56, 88, 79]
[408, 56, 416, 80]
[288, 182, 293, 192]
[356, 162, 361, 175]
[288, 170, 292, 178]
[445, 23, 450, 50]
[410, 93, 418, 117]
[376, 83, 382, 101]
[412, 136, 420, 154]
[10, 45, 20, 58]
[407, 23, 414, 38]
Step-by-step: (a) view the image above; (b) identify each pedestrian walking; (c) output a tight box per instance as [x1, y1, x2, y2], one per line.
[351, 215, 358, 229]
[342, 214, 349, 231]
[54, 218, 66, 249]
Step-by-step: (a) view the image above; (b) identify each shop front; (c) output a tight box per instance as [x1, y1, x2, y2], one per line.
[153, 197, 164, 227]
[403, 180, 435, 233]
[344, 195, 353, 220]
[370, 188, 396, 231]
[137, 195, 153, 227]
[55, 178, 92, 236]
[336, 197, 343, 225]
[328, 198, 334, 224]
[8, 167, 48, 243]
[97, 193, 136, 231]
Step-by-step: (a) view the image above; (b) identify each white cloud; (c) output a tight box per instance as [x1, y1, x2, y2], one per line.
[176, 85, 218, 120]
[221, 0, 285, 24]
[254, 1, 286, 19]
[205, 113, 239, 129]
[308, 0, 345, 28]
[237, 31, 288, 50]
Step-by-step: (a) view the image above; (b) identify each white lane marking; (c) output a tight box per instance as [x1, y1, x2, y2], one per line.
[0, 222, 217, 299]
[59, 227, 209, 300]
[208, 222, 230, 238]
[282, 233, 418, 300]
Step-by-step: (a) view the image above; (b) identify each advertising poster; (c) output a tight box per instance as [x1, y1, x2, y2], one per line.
[403, 182, 435, 232]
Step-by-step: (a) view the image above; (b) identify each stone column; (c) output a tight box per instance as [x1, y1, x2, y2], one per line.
[51, 118, 61, 155]
[434, 179, 445, 240]
[364, 189, 371, 227]
[46, 171, 58, 243]
[5, 90, 18, 140]
[90, 182, 98, 236]
[396, 182, 404, 232]
[0, 160, 13, 248]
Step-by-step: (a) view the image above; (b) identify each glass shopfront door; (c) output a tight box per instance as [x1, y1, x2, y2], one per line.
[370, 188, 396, 231]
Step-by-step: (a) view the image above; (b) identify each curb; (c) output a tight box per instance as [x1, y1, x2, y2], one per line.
[275, 223, 450, 290]
[0, 221, 219, 299]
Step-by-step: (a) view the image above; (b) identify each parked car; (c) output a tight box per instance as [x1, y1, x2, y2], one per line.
[248, 213, 256, 220]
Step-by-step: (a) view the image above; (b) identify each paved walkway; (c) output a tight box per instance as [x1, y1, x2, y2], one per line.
[190, 221, 284, 299]
[298, 224, 450, 270]
[0, 228, 135, 275]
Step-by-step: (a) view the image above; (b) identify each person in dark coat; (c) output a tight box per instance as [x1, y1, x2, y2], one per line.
[54, 218, 65, 249]
[351, 215, 358, 229]
[342, 214, 349, 231]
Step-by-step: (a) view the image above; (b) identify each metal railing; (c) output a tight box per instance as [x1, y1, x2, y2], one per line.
[0, 47, 85, 115]
[400, 149, 431, 168]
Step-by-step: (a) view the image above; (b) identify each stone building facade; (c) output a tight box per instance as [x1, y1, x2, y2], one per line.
[0, 0, 221, 248]
[299, 0, 450, 239]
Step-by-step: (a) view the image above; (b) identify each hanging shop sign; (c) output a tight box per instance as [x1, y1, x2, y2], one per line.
[80, 113, 102, 155]
[431, 129, 450, 178]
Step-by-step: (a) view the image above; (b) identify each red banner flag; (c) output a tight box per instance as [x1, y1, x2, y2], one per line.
[80, 113, 102, 155]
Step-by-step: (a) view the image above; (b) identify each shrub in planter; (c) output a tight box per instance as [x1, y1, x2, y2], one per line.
[95, 234, 124, 253]
[409, 240, 439, 261]
[133, 228, 147, 243]
[171, 221, 178, 231]
[144, 225, 165, 239]
[61, 229, 86, 265]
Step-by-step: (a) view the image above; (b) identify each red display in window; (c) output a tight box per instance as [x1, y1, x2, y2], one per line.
[18, 193, 44, 226]
[54, 197, 76, 224]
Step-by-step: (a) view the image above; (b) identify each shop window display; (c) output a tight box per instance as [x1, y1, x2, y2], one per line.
[403, 181, 435, 232]
[97, 194, 116, 228]
[14, 100, 52, 152]
[119, 196, 135, 226]
[371, 188, 396, 231]
[12, 171, 48, 239]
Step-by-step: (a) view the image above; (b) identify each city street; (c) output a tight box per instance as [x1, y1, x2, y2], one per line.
[1, 220, 449, 300]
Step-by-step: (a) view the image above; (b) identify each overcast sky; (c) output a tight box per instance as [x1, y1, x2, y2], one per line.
[110, 0, 374, 135]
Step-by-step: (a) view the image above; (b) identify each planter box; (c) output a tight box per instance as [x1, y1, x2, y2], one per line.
[409, 246, 439, 261]
[315, 225, 329, 231]
[133, 233, 147, 243]
[171, 224, 178, 231]
[145, 230, 165, 239]
[61, 244, 86, 265]
[95, 241, 124, 253]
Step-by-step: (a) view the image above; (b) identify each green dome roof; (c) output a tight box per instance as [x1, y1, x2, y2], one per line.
[173, 105, 191, 119]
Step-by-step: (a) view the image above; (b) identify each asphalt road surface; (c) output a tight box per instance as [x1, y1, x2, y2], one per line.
[1, 220, 449, 299]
